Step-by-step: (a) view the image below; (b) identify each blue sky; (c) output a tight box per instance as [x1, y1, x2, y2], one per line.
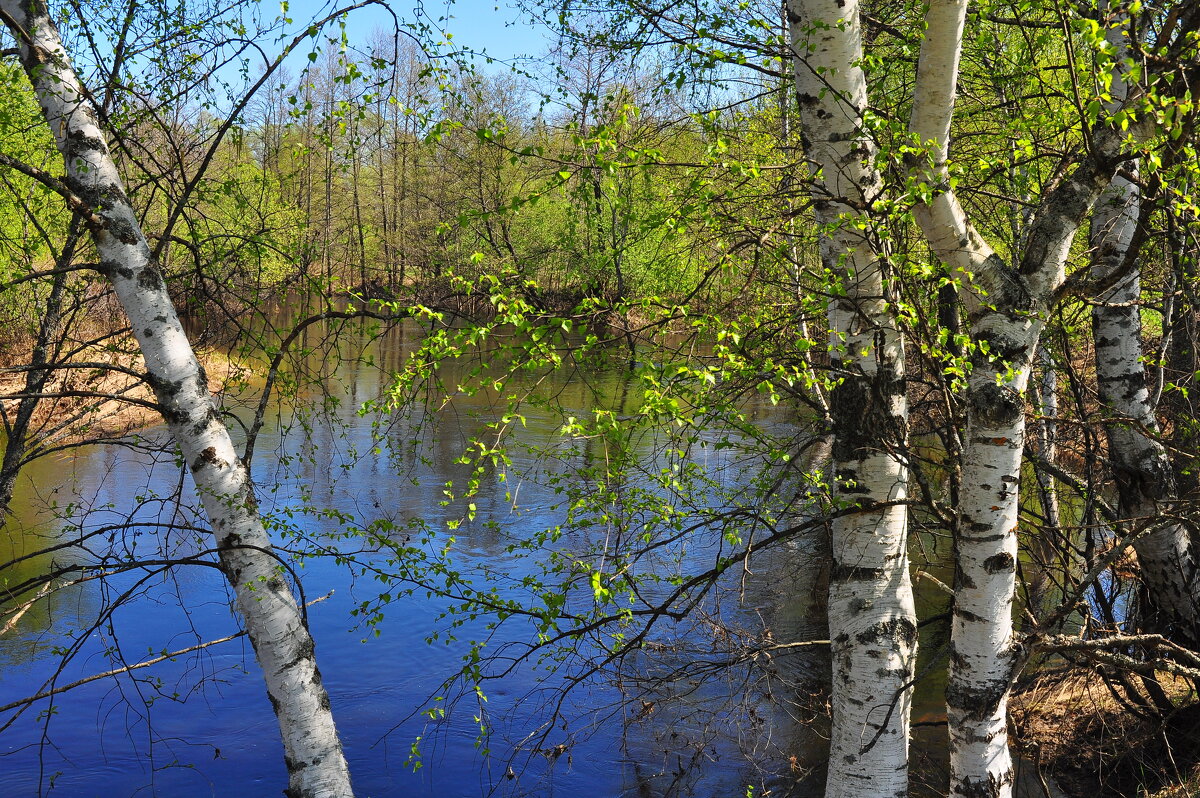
[283, 0, 554, 64]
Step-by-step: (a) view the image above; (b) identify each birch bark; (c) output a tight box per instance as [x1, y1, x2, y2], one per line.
[1091, 175, 1200, 639]
[787, 3, 916, 796]
[0, 3, 354, 796]
[1027, 348, 1063, 617]
[1084, 1, 1200, 641]
[909, 7, 1023, 794]
[908, 2, 1144, 795]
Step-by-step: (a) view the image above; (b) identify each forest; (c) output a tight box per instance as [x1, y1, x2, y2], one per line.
[0, 0, 1199, 796]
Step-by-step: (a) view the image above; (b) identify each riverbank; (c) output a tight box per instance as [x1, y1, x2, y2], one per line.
[1012, 665, 1200, 797]
[0, 338, 251, 447]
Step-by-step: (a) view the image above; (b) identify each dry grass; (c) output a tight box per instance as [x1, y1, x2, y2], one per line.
[1011, 665, 1200, 798]
[0, 338, 252, 448]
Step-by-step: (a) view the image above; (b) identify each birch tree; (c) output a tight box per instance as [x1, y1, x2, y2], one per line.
[1092, 181, 1200, 625]
[1088, 9, 1200, 643]
[787, 3, 917, 796]
[0, 3, 354, 795]
[1091, 171, 1200, 638]
[908, 1, 1199, 794]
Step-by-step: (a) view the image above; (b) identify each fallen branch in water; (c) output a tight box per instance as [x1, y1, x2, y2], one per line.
[0, 582, 52, 636]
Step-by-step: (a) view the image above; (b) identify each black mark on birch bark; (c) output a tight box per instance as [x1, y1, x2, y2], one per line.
[968, 382, 1023, 428]
[191, 446, 222, 472]
[982, 553, 1015, 573]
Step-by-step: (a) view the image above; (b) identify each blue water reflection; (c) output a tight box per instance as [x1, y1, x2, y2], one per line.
[0, 319, 829, 797]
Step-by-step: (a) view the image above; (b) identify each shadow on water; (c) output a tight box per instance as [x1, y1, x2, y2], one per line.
[0, 310, 1063, 796]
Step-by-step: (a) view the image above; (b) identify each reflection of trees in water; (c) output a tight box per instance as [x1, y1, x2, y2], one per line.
[478, 424, 838, 797]
[0, 438, 265, 793]
[0, 308, 424, 791]
[319, 324, 847, 796]
[0, 316, 986, 795]
[1, 437, 203, 664]
[523, 525, 833, 798]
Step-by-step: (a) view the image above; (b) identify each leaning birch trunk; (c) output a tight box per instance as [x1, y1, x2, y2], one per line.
[787, 3, 917, 796]
[0, 3, 354, 795]
[1091, 175, 1200, 639]
[907, 1, 1142, 795]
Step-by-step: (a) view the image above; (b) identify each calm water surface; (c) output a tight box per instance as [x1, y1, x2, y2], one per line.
[0, 317, 948, 797]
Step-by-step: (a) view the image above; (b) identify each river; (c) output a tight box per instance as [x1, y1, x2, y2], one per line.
[0, 312, 1046, 796]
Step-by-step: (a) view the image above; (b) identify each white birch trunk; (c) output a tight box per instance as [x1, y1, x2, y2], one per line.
[1033, 349, 1060, 533]
[788, 3, 916, 796]
[907, 1, 1139, 794]
[1027, 347, 1062, 616]
[1091, 175, 1200, 637]
[0, 4, 354, 795]
[1086, 0, 1200, 639]
[909, 5, 1021, 793]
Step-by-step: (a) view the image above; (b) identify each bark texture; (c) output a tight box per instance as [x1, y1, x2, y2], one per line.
[910, 5, 1022, 793]
[788, 2, 917, 796]
[1091, 175, 1200, 640]
[1027, 347, 1063, 617]
[0, 3, 353, 795]
[1087, 1, 1200, 641]
[908, 2, 1143, 795]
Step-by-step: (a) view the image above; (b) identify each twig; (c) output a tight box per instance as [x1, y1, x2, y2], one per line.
[0, 590, 334, 715]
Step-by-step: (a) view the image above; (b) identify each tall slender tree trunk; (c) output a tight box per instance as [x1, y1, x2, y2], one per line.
[1091, 174, 1200, 639]
[394, 90, 409, 286]
[299, 81, 317, 280]
[323, 87, 335, 285]
[1164, 210, 1200, 494]
[374, 102, 392, 291]
[1085, 1, 1200, 639]
[906, 2, 1148, 794]
[1032, 348, 1060, 534]
[787, 3, 917, 796]
[0, 267, 69, 521]
[907, 3, 1042, 790]
[1026, 347, 1063, 617]
[0, 4, 354, 795]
